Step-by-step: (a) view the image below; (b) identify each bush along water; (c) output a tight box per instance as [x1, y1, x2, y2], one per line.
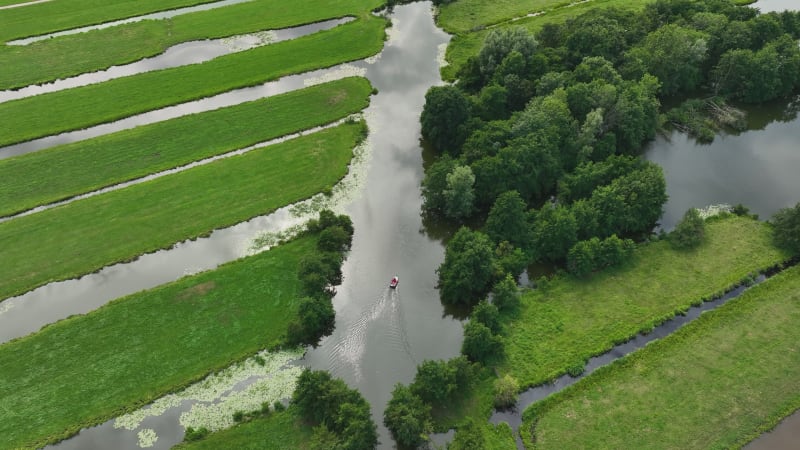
[286, 210, 354, 347]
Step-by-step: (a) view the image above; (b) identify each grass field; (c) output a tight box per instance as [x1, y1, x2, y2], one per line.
[0, 122, 364, 303]
[523, 264, 800, 449]
[0, 235, 315, 449]
[175, 406, 313, 449]
[432, 216, 790, 436]
[0, 0, 383, 90]
[0, 16, 385, 147]
[502, 216, 788, 390]
[0, 77, 372, 217]
[0, 0, 216, 42]
[438, 0, 652, 80]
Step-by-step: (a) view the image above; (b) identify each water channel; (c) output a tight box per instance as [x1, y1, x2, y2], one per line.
[5, 0, 799, 448]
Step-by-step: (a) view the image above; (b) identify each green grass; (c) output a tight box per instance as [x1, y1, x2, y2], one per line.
[0, 15, 385, 147]
[523, 264, 800, 450]
[439, 0, 652, 80]
[175, 406, 314, 449]
[0, 77, 372, 217]
[0, 0, 217, 42]
[437, 0, 569, 34]
[502, 216, 788, 389]
[0, 121, 364, 303]
[0, 235, 315, 449]
[0, 0, 383, 90]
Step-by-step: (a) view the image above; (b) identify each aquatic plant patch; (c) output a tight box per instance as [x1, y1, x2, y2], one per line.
[523, 264, 800, 449]
[0, 122, 365, 303]
[0, 16, 385, 147]
[0, 236, 314, 449]
[0, 77, 372, 217]
[0, 0, 218, 42]
[0, 0, 383, 90]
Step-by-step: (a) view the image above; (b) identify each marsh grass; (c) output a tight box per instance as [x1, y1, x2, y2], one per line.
[0, 77, 372, 217]
[0, 122, 365, 302]
[0, 0, 383, 89]
[523, 264, 800, 449]
[0, 16, 385, 147]
[0, 236, 315, 449]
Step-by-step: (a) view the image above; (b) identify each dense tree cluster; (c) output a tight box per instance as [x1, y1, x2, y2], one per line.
[292, 369, 378, 450]
[287, 210, 354, 346]
[383, 356, 476, 448]
[424, 0, 800, 301]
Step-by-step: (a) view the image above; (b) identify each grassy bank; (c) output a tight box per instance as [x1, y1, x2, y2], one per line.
[503, 216, 788, 391]
[439, 0, 651, 80]
[0, 0, 383, 90]
[0, 77, 372, 217]
[432, 216, 789, 434]
[0, 15, 385, 147]
[0, 121, 364, 303]
[0, 0, 216, 42]
[0, 235, 314, 449]
[175, 406, 313, 450]
[523, 264, 800, 449]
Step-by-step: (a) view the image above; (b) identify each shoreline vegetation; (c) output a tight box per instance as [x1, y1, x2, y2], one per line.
[0, 235, 314, 449]
[0, 0, 384, 90]
[0, 77, 372, 218]
[0, 121, 365, 303]
[522, 262, 800, 449]
[0, 15, 386, 147]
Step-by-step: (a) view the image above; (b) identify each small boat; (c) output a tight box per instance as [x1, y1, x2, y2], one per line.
[389, 276, 399, 289]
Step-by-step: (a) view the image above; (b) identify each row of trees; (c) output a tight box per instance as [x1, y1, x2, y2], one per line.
[287, 210, 354, 346]
[292, 369, 378, 449]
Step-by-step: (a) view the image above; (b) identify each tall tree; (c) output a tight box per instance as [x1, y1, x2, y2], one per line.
[444, 165, 476, 221]
[437, 227, 495, 304]
[384, 384, 432, 449]
[421, 85, 471, 154]
[485, 190, 531, 250]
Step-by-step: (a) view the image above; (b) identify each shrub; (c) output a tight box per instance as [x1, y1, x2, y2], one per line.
[670, 208, 705, 249]
[471, 300, 501, 334]
[566, 361, 585, 377]
[771, 202, 800, 254]
[491, 274, 520, 312]
[461, 320, 503, 364]
[232, 411, 245, 422]
[183, 427, 210, 442]
[273, 400, 286, 412]
[384, 384, 432, 448]
[493, 374, 519, 409]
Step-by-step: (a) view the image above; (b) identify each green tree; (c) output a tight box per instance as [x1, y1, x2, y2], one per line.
[461, 320, 503, 364]
[478, 27, 537, 79]
[421, 86, 471, 154]
[293, 369, 335, 424]
[475, 84, 509, 121]
[317, 226, 352, 253]
[567, 238, 600, 277]
[623, 24, 708, 96]
[530, 204, 579, 263]
[421, 155, 457, 217]
[448, 419, 486, 450]
[444, 165, 476, 221]
[471, 300, 501, 334]
[412, 360, 457, 405]
[491, 274, 520, 312]
[493, 241, 528, 281]
[670, 208, 706, 249]
[333, 402, 378, 450]
[771, 202, 800, 254]
[384, 384, 432, 449]
[558, 156, 644, 204]
[493, 374, 520, 409]
[437, 227, 495, 305]
[287, 297, 335, 346]
[485, 190, 530, 249]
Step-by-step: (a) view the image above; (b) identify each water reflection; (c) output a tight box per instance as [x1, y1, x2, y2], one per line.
[645, 96, 800, 230]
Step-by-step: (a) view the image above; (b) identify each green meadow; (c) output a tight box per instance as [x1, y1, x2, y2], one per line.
[0, 122, 364, 303]
[524, 264, 800, 449]
[0, 0, 215, 42]
[0, 0, 383, 89]
[0, 77, 372, 217]
[0, 235, 314, 449]
[438, 0, 651, 80]
[0, 15, 385, 147]
[175, 407, 314, 450]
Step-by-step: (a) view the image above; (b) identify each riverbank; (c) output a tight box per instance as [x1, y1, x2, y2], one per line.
[0, 16, 385, 147]
[0, 77, 372, 217]
[433, 216, 789, 440]
[0, 122, 363, 303]
[522, 263, 800, 449]
[0, 235, 314, 449]
[0, 0, 382, 90]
